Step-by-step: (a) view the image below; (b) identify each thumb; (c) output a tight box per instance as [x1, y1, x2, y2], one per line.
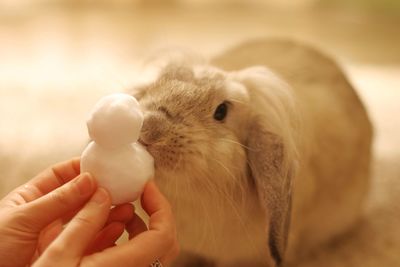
[19, 172, 97, 231]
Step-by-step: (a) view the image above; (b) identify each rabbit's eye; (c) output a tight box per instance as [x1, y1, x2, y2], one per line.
[214, 102, 228, 121]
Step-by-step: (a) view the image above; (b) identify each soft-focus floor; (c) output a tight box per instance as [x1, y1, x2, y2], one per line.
[0, 3, 399, 266]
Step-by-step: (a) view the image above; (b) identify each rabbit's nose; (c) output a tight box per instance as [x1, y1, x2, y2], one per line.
[139, 112, 168, 145]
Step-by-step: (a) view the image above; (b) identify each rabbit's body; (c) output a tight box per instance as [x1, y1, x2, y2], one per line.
[212, 40, 373, 261]
[134, 39, 373, 266]
[213, 41, 372, 262]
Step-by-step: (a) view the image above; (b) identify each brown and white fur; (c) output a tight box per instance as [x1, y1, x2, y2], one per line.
[131, 39, 373, 267]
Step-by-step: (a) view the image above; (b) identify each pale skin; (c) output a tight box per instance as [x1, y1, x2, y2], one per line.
[0, 158, 179, 267]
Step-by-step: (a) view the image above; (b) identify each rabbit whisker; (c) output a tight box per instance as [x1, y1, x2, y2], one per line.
[206, 155, 259, 255]
[218, 138, 257, 152]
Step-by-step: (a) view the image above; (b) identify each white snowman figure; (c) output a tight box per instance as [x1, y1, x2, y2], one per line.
[81, 93, 154, 205]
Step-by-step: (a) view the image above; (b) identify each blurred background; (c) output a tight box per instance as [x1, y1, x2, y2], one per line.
[0, 1, 399, 266]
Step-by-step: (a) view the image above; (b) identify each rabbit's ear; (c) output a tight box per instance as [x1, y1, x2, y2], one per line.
[233, 66, 298, 266]
[247, 123, 294, 266]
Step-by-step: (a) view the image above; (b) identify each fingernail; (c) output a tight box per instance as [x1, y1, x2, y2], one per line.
[74, 173, 94, 196]
[91, 188, 109, 204]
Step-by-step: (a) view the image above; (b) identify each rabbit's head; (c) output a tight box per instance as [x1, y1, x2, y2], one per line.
[132, 63, 299, 265]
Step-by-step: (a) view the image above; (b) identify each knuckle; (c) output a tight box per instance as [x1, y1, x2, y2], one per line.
[159, 215, 178, 248]
[50, 188, 72, 208]
[165, 204, 175, 217]
[14, 209, 36, 229]
[172, 242, 180, 257]
[73, 215, 94, 227]
[163, 230, 176, 248]
[162, 208, 175, 226]
[164, 201, 172, 211]
[80, 255, 102, 267]
[46, 244, 64, 260]
[154, 230, 174, 252]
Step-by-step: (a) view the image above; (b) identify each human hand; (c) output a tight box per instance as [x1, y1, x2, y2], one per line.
[0, 158, 135, 267]
[0, 158, 178, 267]
[33, 180, 179, 267]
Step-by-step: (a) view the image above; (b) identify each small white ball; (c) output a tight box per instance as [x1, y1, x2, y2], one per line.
[87, 93, 143, 149]
[81, 141, 154, 204]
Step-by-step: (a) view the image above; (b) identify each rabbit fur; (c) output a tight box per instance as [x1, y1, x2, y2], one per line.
[130, 39, 373, 267]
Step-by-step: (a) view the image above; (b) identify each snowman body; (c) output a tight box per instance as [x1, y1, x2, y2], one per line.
[81, 93, 154, 205]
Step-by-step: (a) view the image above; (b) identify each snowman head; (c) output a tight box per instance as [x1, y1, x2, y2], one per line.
[87, 93, 144, 149]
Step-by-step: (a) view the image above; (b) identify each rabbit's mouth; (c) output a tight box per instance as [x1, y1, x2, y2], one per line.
[139, 140, 181, 172]
[139, 137, 207, 177]
[138, 138, 148, 147]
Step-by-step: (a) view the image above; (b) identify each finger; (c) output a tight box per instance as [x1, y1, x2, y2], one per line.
[84, 204, 134, 255]
[28, 157, 81, 197]
[86, 222, 125, 255]
[160, 241, 180, 267]
[61, 203, 134, 228]
[43, 188, 111, 261]
[126, 212, 148, 239]
[141, 181, 175, 234]
[37, 219, 63, 255]
[61, 207, 82, 224]
[81, 181, 177, 267]
[106, 203, 135, 225]
[20, 172, 97, 230]
[141, 181, 177, 266]
[5, 158, 81, 206]
[31, 220, 64, 263]
[82, 228, 174, 267]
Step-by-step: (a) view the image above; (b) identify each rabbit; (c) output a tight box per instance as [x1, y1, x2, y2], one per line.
[130, 39, 373, 267]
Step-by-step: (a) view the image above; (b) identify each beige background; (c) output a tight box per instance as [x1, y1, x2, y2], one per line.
[0, 1, 399, 266]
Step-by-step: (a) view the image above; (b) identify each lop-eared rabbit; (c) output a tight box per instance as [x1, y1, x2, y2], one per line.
[132, 39, 373, 267]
